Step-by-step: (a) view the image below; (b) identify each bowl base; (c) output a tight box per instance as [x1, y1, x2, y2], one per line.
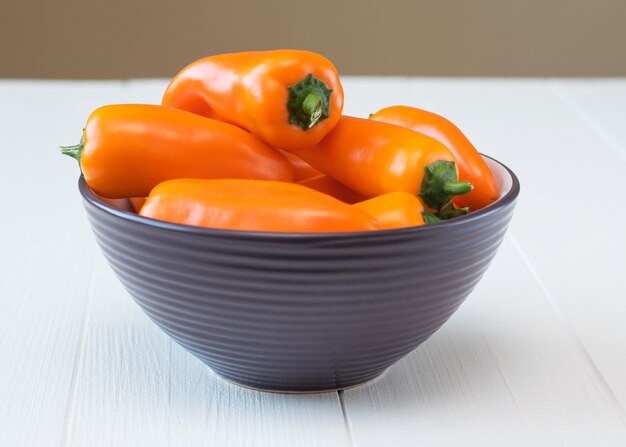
[211, 367, 391, 394]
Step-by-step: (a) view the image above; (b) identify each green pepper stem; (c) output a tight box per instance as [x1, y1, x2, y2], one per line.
[60, 133, 84, 170]
[302, 92, 323, 128]
[59, 143, 81, 160]
[443, 180, 473, 196]
[287, 74, 333, 130]
[437, 202, 470, 220]
[302, 92, 321, 115]
[419, 160, 473, 211]
[422, 210, 442, 224]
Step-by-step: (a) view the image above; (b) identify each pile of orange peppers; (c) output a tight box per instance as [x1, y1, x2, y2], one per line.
[62, 50, 499, 233]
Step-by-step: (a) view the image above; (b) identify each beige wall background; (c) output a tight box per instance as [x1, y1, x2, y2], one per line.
[2, 0, 625, 78]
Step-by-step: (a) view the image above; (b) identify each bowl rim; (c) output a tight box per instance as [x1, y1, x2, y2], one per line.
[79, 154, 520, 240]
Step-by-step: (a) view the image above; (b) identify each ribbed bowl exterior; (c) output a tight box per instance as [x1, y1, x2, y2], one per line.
[79, 158, 519, 392]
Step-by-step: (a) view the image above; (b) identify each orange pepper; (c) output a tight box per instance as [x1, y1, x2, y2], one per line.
[140, 179, 380, 233]
[60, 104, 293, 198]
[298, 174, 367, 204]
[162, 50, 344, 152]
[370, 106, 498, 210]
[277, 149, 321, 181]
[294, 116, 472, 211]
[354, 192, 426, 229]
[129, 197, 147, 213]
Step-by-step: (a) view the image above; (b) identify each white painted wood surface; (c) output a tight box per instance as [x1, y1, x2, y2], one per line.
[0, 78, 625, 446]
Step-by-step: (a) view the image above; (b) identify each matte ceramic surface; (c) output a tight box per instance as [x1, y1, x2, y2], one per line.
[79, 156, 519, 392]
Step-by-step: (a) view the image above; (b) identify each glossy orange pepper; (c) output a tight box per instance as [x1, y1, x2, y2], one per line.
[162, 50, 344, 151]
[60, 104, 293, 198]
[354, 192, 426, 229]
[370, 106, 498, 210]
[298, 175, 367, 204]
[277, 149, 321, 181]
[293, 116, 473, 211]
[140, 179, 380, 233]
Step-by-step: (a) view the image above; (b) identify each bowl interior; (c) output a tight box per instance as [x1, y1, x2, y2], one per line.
[484, 157, 513, 198]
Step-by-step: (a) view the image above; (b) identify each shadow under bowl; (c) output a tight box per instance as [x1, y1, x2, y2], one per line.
[79, 155, 519, 393]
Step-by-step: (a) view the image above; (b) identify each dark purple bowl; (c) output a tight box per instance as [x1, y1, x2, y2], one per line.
[79, 156, 519, 393]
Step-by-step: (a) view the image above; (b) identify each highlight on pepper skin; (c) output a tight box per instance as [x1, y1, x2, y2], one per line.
[293, 115, 473, 209]
[61, 49, 497, 232]
[370, 105, 497, 210]
[139, 178, 380, 233]
[61, 103, 294, 198]
[162, 49, 344, 152]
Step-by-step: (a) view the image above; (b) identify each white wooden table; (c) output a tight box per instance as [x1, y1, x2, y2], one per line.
[1, 78, 626, 446]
